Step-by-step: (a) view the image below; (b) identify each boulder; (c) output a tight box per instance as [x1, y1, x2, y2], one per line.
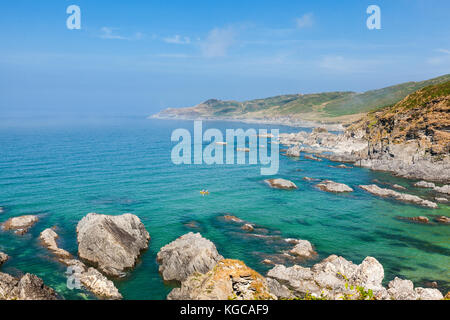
[392, 184, 406, 190]
[414, 181, 436, 188]
[76, 213, 150, 277]
[360, 185, 438, 208]
[434, 185, 450, 195]
[414, 287, 444, 300]
[223, 215, 244, 223]
[168, 259, 275, 300]
[0, 272, 58, 300]
[77, 266, 122, 300]
[403, 216, 430, 224]
[0, 252, 8, 266]
[316, 180, 353, 193]
[2, 215, 38, 235]
[387, 277, 418, 300]
[39, 228, 72, 261]
[264, 179, 298, 190]
[241, 224, 254, 232]
[157, 233, 223, 282]
[435, 197, 448, 203]
[435, 216, 450, 224]
[289, 240, 316, 259]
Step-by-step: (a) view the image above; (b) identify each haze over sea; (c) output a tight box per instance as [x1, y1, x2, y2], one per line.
[0, 116, 448, 299]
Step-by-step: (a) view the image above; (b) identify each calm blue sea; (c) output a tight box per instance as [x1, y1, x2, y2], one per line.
[0, 116, 449, 299]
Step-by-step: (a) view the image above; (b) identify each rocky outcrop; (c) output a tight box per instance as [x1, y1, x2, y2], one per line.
[39, 227, 122, 299]
[316, 180, 353, 193]
[168, 259, 275, 300]
[414, 181, 436, 188]
[39, 228, 72, 261]
[0, 272, 58, 300]
[223, 215, 244, 223]
[435, 216, 450, 224]
[434, 184, 450, 195]
[2, 215, 38, 235]
[0, 252, 8, 266]
[401, 216, 430, 224]
[76, 213, 150, 277]
[289, 240, 316, 259]
[157, 233, 223, 282]
[387, 277, 443, 300]
[264, 178, 298, 190]
[360, 185, 438, 208]
[267, 255, 386, 300]
[435, 197, 448, 203]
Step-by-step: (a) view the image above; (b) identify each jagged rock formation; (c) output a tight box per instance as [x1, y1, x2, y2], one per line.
[157, 232, 223, 282]
[39, 227, 122, 300]
[0, 273, 58, 300]
[289, 240, 316, 259]
[0, 252, 8, 266]
[168, 259, 275, 300]
[2, 215, 38, 235]
[76, 213, 150, 277]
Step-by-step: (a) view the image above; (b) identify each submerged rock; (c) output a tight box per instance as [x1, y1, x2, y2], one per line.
[435, 216, 450, 224]
[241, 224, 255, 232]
[0, 252, 8, 266]
[435, 197, 448, 203]
[400, 216, 430, 224]
[157, 232, 223, 282]
[360, 185, 438, 208]
[2, 215, 38, 235]
[289, 240, 316, 259]
[168, 259, 275, 300]
[304, 154, 322, 162]
[316, 180, 353, 193]
[0, 272, 58, 300]
[392, 184, 406, 190]
[223, 215, 244, 223]
[414, 181, 436, 188]
[264, 178, 298, 190]
[77, 213, 150, 277]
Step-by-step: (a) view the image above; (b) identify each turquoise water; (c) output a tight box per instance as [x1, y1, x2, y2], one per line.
[0, 117, 449, 300]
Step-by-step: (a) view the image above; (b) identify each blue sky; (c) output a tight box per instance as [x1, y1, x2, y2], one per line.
[0, 0, 449, 116]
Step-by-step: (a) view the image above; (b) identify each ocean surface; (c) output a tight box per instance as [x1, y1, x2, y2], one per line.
[0, 116, 449, 300]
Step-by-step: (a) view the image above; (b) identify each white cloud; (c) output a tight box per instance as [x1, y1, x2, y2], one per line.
[427, 49, 450, 65]
[296, 13, 314, 29]
[163, 35, 191, 45]
[100, 27, 144, 41]
[201, 27, 236, 58]
[318, 55, 383, 73]
[436, 48, 450, 55]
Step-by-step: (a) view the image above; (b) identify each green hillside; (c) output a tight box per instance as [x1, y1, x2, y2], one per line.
[154, 74, 450, 122]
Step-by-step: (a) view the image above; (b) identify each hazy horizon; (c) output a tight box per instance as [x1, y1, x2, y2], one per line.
[1, 0, 449, 117]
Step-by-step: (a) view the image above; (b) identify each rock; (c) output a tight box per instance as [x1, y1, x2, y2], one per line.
[284, 238, 301, 245]
[387, 277, 418, 300]
[0, 207, 3, 214]
[434, 185, 450, 195]
[0, 252, 8, 266]
[39, 228, 72, 261]
[241, 224, 254, 232]
[266, 278, 294, 299]
[223, 215, 244, 223]
[267, 255, 388, 300]
[434, 216, 450, 224]
[392, 184, 406, 190]
[76, 213, 150, 277]
[304, 154, 322, 162]
[78, 267, 122, 300]
[402, 216, 430, 224]
[168, 259, 275, 300]
[435, 197, 448, 203]
[414, 287, 444, 300]
[39, 228, 122, 299]
[262, 259, 274, 265]
[316, 180, 353, 193]
[0, 272, 58, 300]
[360, 185, 438, 208]
[414, 181, 436, 188]
[264, 178, 298, 190]
[2, 215, 38, 235]
[157, 233, 223, 282]
[289, 240, 316, 259]
[303, 177, 319, 181]
[445, 292, 450, 300]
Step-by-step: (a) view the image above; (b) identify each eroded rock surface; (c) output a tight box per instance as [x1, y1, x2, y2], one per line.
[289, 240, 316, 259]
[0, 252, 8, 266]
[77, 213, 150, 277]
[157, 232, 223, 282]
[264, 178, 298, 190]
[2, 215, 38, 235]
[316, 180, 353, 193]
[168, 259, 275, 300]
[0, 272, 58, 300]
[360, 185, 438, 208]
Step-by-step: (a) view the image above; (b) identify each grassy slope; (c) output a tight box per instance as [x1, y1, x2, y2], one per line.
[155, 74, 450, 121]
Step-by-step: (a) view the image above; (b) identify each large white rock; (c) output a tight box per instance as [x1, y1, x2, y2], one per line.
[289, 240, 316, 259]
[2, 215, 38, 235]
[157, 232, 223, 282]
[77, 213, 150, 277]
[264, 179, 298, 190]
[316, 180, 353, 193]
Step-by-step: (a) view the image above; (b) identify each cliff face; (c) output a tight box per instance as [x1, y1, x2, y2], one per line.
[348, 81, 450, 161]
